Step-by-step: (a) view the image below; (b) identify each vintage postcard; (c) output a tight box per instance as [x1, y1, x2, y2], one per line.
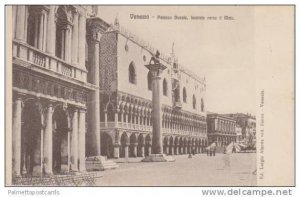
[5, 5, 294, 186]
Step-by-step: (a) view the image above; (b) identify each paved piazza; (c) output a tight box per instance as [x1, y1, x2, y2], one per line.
[97, 153, 257, 186]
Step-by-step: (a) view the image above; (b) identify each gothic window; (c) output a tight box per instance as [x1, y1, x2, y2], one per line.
[128, 62, 136, 84]
[163, 78, 168, 96]
[107, 104, 115, 122]
[55, 7, 69, 60]
[183, 87, 187, 103]
[193, 94, 196, 109]
[147, 71, 153, 91]
[26, 6, 46, 50]
[201, 98, 204, 112]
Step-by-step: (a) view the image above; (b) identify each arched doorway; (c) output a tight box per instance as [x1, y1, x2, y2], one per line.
[163, 137, 169, 155]
[129, 133, 137, 157]
[169, 136, 174, 155]
[183, 138, 187, 154]
[52, 105, 70, 174]
[174, 137, 179, 155]
[137, 134, 145, 157]
[101, 132, 113, 158]
[120, 132, 128, 158]
[145, 134, 151, 156]
[21, 100, 42, 176]
[179, 137, 183, 154]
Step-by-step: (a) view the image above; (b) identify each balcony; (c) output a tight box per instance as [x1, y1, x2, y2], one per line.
[12, 40, 87, 82]
[100, 121, 152, 133]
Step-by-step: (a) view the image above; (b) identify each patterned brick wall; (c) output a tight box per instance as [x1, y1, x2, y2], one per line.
[100, 32, 118, 93]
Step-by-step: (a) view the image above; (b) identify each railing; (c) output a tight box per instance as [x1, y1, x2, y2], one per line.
[100, 121, 152, 132]
[13, 40, 87, 82]
[100, 121, 206, 137]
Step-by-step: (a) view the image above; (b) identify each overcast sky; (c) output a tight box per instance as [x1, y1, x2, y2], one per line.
[97, 6, 256, 115]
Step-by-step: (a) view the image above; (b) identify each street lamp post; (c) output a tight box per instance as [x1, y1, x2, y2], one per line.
[142, 51, 175, 162]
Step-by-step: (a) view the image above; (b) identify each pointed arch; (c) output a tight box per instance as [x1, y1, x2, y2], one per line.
[193, 94, 196, 109]
[183, 87, 187, 103]
[128, 61, 136, 84]
[163, 78, 168, 96]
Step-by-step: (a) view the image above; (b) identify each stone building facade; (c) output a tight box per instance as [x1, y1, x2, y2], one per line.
[207, 113, 237, 146]
[98, 20, 208, 159]
[11, 5, 103, 177]
[11, 5, 208, 179]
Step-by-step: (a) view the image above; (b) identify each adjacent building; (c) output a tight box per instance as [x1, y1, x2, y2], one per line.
[11, 5, 104, 177]
[207, 113, 237, 147]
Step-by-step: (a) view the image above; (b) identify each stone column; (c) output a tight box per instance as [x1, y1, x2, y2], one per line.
[43, 103, 53, 175]
[71, 12, 79, 66]
[140, 145, 145, 157]
[115, 110, 119, 127]
[132, 143, 138, 157]
[15, 6, 26, 41]
[12, 96, 22, 176]
[46, 6, 56, 55]
[70, 109, 78, 171]
[78, 14, 86, 69]
[145, 60, 166, 155]
[113, 144, 120, 159]
[42, 10, 48, 52]
[86, 20, 101, 157]
[38, 11, 47, 51]
[148, 144, 152, 155]
[78, 109, 86, 172]
[64, 25, 72, 63]
[124, 144, 129, 159]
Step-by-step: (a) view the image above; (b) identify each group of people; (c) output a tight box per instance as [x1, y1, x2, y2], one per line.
[206, 142, 217, 156]
[206, 147, 216, 156]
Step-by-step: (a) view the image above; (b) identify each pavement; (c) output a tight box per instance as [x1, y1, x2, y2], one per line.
[96, 153, 257, 186]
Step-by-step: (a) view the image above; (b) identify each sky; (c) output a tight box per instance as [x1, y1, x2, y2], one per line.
[97, 6, 256, 115]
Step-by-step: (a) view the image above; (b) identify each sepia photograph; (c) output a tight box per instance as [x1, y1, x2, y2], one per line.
[5, 5, 294, 187]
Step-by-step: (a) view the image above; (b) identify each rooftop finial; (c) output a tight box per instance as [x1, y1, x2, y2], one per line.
[92, 6, 98, 17]
[172, 42, 175, 55]
[114, 14, 120, 28]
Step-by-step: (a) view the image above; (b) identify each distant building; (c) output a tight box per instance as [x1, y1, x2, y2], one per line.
[224, 113, 256, 143]
[235, 124, 243, 143]
[207, 113, 237, 147]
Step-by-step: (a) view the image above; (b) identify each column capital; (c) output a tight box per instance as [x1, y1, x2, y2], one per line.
[13, 92, 26, 101]
[87, 18, 105, 43]
[113, 143, 120, 147]
[78, 108, 87, 113]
